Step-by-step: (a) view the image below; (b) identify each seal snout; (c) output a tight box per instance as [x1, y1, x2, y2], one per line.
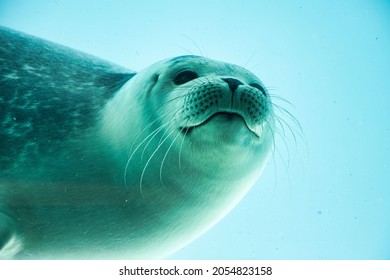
[178, 76, 270, 137]
[222, 78, 243, 93]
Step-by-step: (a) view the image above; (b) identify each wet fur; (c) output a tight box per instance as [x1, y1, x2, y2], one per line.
[0, 27, 278, 259]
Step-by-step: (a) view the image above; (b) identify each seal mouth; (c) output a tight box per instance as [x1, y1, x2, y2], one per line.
[180, 112, 259, 138]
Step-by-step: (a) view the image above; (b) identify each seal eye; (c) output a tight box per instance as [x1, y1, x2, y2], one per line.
[173, 70, 199, 85]
[250, 83, 267, 97]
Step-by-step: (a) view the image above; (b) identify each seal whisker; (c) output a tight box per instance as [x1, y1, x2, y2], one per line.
[267, 94, 304, 156]
[153, 80, 205, 113]
[178, 123, 191, 174]
[180, 35, 207, 57]
[139, 126, 179, 196]
[267, 110, 292, 159]
[272, 108, 300, 150]
[153, 106, 183, 147]
[136, 106, 182, 169]
[273, 125, 292, 167]
[268, 93, 295, 107]
[273, 103, 302, 133]
[152, 92, 189, 114]
[135, 107, 182, 188]
[159, 127, 184, 188]
[269, 135, 279, 198]
[140, 123, 170, 163]
[267, 117, 278, 146]
[271, 112, 288, 140]
[127, 110, 174, 158]
[269, 97, 303, 136]
[124, 122, 170, 187]
[268, 99, 304, 170]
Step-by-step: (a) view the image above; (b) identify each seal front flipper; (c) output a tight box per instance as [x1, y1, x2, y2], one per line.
[0, 212, 22, 259]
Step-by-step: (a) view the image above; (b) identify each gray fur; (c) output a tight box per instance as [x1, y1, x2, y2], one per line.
[0, 27, 135, 171]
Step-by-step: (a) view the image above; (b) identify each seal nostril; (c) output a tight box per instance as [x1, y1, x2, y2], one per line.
[249, 83, 267, 97]
[222, 78, 243, 93]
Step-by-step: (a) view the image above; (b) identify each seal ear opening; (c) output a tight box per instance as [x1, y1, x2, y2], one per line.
[152, 73, 159, 83]
[144, 73, 160, 95]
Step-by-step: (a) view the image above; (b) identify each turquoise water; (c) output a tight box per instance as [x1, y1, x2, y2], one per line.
[1, 0, 389, 259]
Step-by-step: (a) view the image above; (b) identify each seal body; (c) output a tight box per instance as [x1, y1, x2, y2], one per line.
[0, 27, 275, 259]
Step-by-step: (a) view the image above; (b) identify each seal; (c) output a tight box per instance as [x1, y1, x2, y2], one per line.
[0, 26, 275, 259]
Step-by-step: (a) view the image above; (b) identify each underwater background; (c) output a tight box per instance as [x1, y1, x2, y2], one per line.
[0, 0, 389, 259]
